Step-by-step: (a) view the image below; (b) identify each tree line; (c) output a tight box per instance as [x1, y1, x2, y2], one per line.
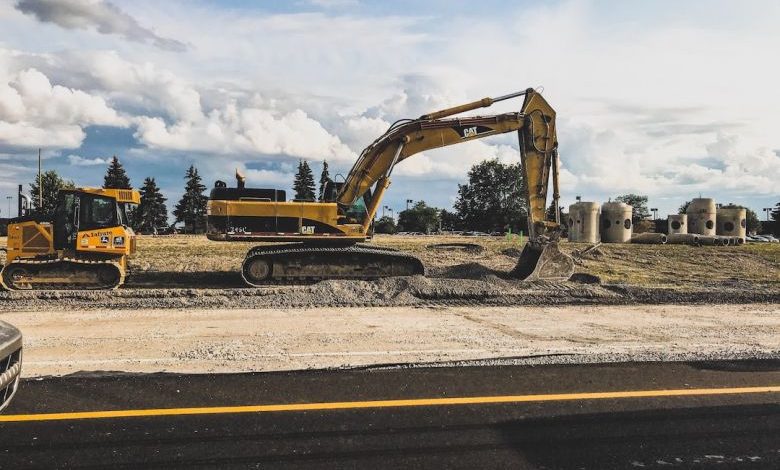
[28, 156, 207, 234]
[18, 155, 778, 237]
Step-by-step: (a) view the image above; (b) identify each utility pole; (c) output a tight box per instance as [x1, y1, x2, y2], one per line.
[38, 148, 42, 210]
[764, 208, 772, 221]
[406, 199, 413, 211]
[651, 207, 658, 220]
[6, 196, 11, 217]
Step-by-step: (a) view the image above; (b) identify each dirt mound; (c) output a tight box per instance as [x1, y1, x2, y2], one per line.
[436, 262, 503, 280]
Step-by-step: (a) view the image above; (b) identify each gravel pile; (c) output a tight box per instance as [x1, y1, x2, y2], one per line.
[1, 261, 778, 312]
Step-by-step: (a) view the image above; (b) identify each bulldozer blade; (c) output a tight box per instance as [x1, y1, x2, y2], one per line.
[510, 241, 574, 281]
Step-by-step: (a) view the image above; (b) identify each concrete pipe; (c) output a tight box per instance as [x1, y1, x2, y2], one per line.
[699, 236, 724, 246]
[631, 233, 668, 244]
[667, 233, 700, 246]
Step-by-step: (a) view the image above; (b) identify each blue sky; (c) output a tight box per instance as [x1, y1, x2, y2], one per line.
[1, 0, 778, 221]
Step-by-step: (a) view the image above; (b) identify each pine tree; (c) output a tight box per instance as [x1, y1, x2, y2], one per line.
[134, 177, 168, 233]
[318, 160, 331, 201]
[293, 160, 316, 201]
[173, 165, 208, 234]
[103, 156, 132, 189]
[29, 170, 75, 216]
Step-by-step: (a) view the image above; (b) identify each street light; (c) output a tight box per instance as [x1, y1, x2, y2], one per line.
[651, 207, 658, 220]
[764, 208, 773, 221]
[6, 196, 11, 217]
[406, 199, 413, 210]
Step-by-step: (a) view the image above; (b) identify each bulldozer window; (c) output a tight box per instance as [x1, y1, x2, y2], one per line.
[80, 194, 118, 230]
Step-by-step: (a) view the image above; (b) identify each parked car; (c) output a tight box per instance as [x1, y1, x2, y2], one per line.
[0, 320, 22, 412]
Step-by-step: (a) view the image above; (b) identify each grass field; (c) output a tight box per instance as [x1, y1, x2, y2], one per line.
[3, 234, 779, 287]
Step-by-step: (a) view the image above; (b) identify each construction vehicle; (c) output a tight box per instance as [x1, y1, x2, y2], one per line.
[207, 88, 574, 285]
[1, 188, 140, 290]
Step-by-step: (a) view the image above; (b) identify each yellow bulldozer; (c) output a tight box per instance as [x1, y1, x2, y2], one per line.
[1, 187, 140, 290]
[207, 88, 574, 285]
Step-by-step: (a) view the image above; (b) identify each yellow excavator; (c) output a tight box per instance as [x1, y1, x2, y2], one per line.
[1, 187, 140, 290]
[208, 88, 574, 285]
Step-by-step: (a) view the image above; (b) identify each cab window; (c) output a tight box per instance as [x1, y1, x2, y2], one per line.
[80, 195, 118, 230]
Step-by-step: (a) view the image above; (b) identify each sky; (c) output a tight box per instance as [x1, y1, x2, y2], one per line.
[0, 0, 778, 221]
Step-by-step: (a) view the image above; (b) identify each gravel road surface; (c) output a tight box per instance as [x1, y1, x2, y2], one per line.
[3, 303, 777, 377]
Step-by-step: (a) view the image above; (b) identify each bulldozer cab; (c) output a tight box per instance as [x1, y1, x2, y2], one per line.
[53, 190, 128, 251]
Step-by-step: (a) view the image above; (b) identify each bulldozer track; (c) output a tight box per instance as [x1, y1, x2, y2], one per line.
[0, 258, 124, 291]
[241, 243, 425, 286]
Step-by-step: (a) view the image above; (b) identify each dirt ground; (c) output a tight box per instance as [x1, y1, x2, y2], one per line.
[6, 303, 778, 377]
[1, 235, 778, 311]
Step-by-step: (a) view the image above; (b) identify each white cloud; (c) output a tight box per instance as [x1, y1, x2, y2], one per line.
[0, 60, 126, 149]
[67, 154, 108, 166]
[15, 0, 186, 51]
[134, 101, 355, 162]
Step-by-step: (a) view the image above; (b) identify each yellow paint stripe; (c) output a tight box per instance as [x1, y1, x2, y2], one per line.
[1, 386, 778, 423]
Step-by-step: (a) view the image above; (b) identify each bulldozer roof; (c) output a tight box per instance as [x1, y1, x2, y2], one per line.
[74, 187, 141, 204]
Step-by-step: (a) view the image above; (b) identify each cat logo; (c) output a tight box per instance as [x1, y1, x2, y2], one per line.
[462, 126, 478, 138]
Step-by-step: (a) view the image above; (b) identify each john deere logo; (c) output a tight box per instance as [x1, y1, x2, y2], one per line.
[100, 235, 110, 245]
[113, 236, 125, 246]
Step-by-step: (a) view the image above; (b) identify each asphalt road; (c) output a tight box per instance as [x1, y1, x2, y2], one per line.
[0, 360, 778, 469]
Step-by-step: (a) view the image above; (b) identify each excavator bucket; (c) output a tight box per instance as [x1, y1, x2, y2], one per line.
[510, 241, 574, 281]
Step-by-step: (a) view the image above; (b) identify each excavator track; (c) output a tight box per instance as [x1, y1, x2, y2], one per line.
[0, 258, 124, 291]
[241, 243, 425, 286]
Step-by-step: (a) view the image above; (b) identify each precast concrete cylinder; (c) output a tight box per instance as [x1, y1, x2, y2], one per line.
[600, 202, 633, 243]
[716, 207, 746, 243]
[567, 202, 600, 243]
[686, 198, 716, 236]
[667, 214, 687, 235]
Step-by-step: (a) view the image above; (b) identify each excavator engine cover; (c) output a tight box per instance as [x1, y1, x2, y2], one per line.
[510, 241, 574, 281]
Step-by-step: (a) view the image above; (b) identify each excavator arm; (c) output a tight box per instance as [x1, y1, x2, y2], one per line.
[337, 88, 562, 240]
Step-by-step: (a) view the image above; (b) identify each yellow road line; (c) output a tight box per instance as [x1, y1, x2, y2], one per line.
[1, 386, 778, 423]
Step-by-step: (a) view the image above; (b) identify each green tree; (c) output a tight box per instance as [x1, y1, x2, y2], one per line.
[678, 200, 692, 214]
[454, 159, 526, 232]
[318, 160, 331, 201]
[29, 170, 75, 216]
[293, 160, 316, 201]
[173, 165, 208, 233]
[771, 201, 780, 222]
[745, 208, 761, 234]
[439, 209, 461, 232]
[134, 177, 168, 233]
[615, 194, 650, 222]
[103, 156, 131, 189]
[398, 201, 440, 233]
[374, 215, 397, 234]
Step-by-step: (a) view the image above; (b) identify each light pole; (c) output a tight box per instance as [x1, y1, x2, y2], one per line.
[406, 199, 413, 211]
[6, 196, 11, 217]
[764, 208, 773, 221]
[651, 207, 658, 220]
